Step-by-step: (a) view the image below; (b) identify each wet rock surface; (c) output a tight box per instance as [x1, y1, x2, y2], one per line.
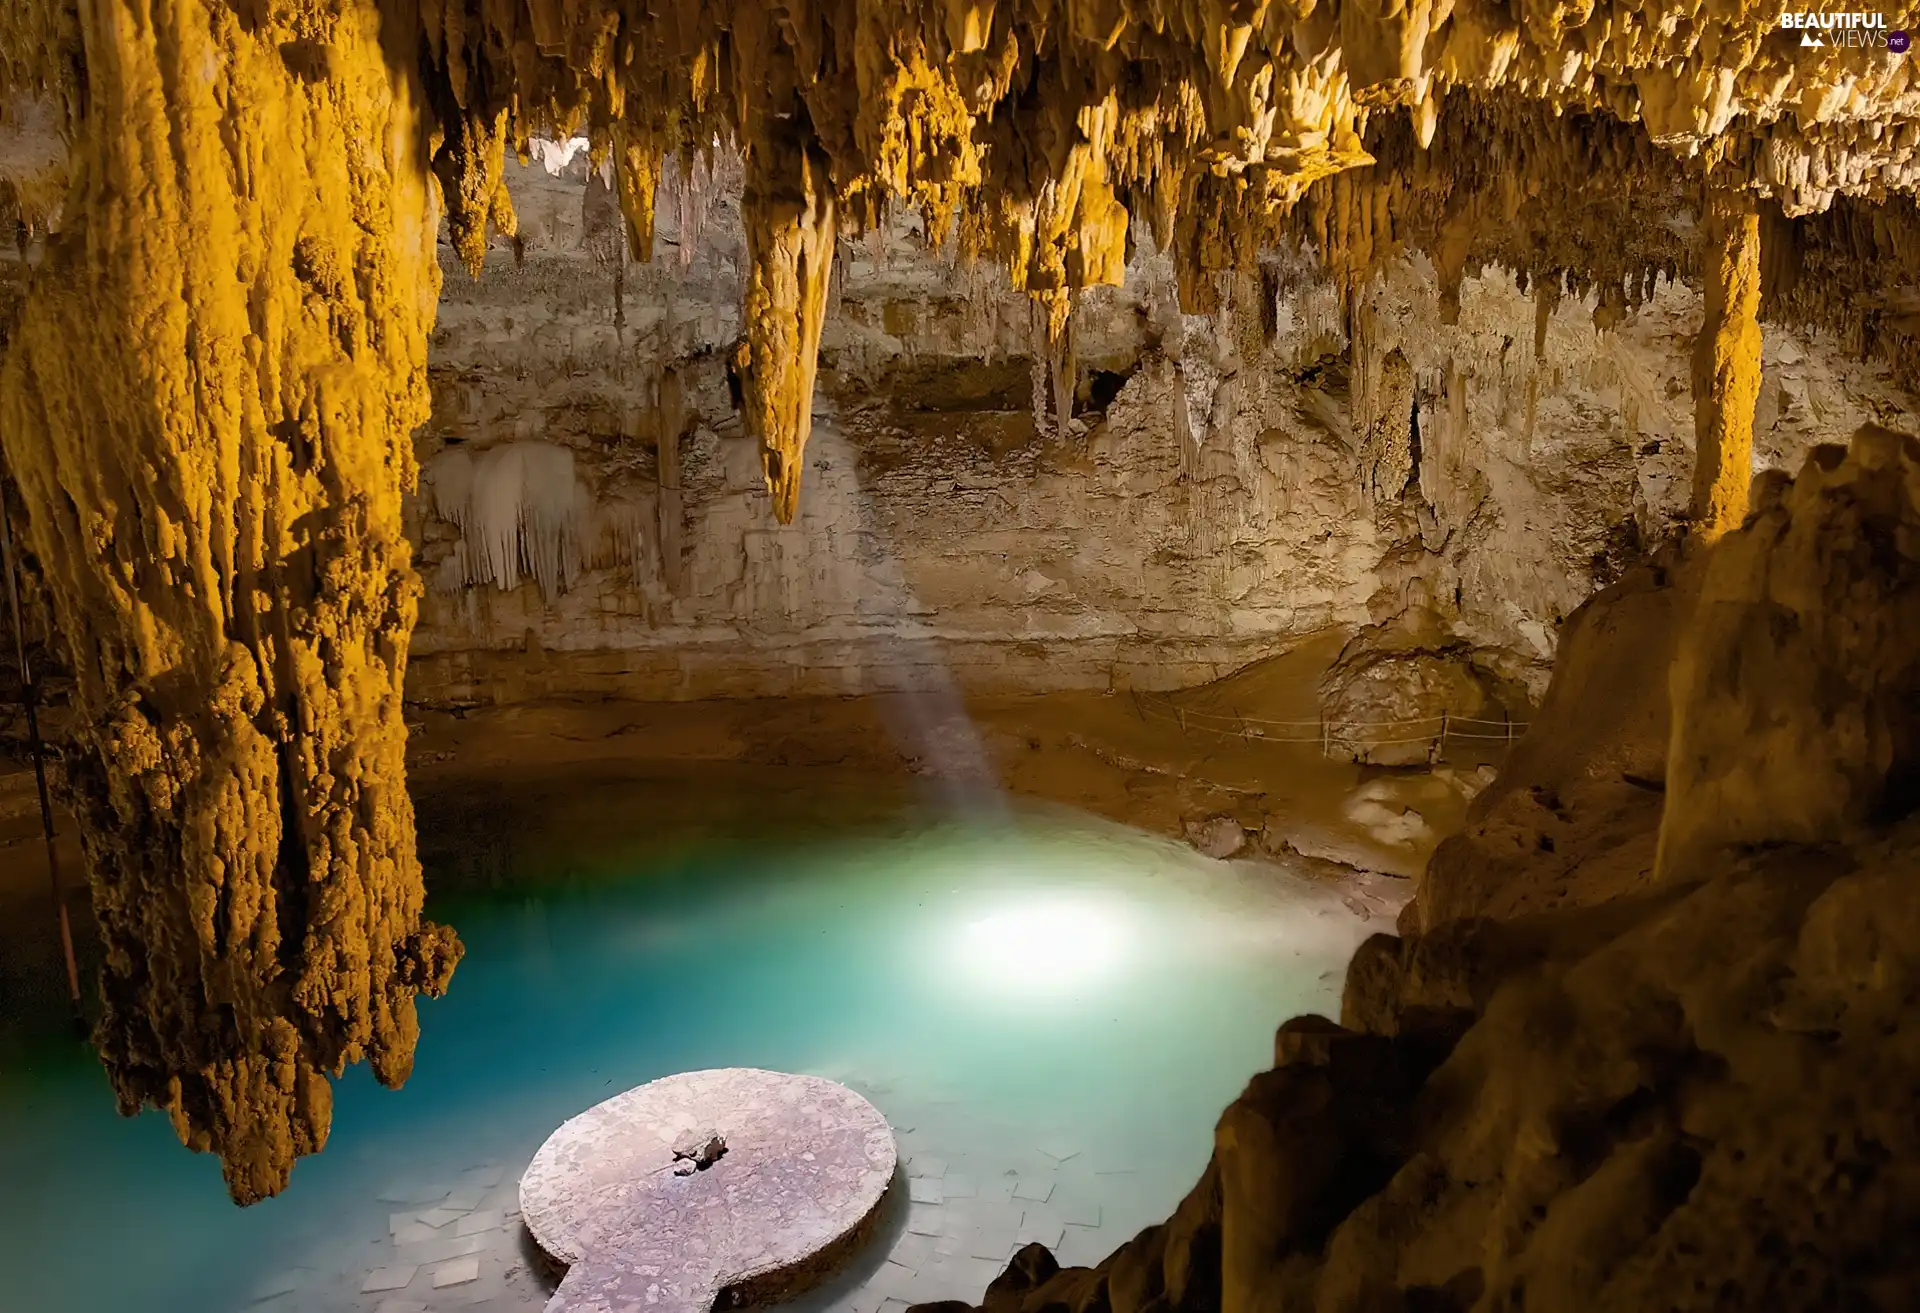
[1182, 816, 1248, 860]
[670, 1129, 727, 1174]
[521, 1068, 896, 1313]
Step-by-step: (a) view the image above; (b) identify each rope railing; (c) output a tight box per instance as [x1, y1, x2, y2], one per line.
[1128, 688, 1531, 756]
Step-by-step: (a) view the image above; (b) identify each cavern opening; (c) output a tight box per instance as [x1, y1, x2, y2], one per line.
[2, 4, 1919, 1313]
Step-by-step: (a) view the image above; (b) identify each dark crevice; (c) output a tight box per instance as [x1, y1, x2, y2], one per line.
[272, 738, 312, 973]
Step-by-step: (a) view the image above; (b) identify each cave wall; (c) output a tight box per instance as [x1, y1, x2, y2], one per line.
[402, 157, 1916, 707]
[1337, 251, 1913, 700]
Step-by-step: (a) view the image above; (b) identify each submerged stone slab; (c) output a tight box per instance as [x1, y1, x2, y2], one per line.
[521, 1068, 896, 1313]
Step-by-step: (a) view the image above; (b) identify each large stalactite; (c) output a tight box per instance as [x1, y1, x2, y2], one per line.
[0, 0, 458, 1202]
[740, 141, 838, 523]
[735, 15, 840, 524]
[1689, 191, 1764, 541]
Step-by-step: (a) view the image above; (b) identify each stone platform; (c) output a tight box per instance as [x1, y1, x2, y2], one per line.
[520, 1068, 897, 1313]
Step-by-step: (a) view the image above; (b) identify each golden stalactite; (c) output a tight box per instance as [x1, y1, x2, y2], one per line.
[726, 2, 842, 523]
[741, 136, 840, 524]
[612, 122, 664, 261]
[0, 0, 458, 1203]
[1690, 191, 1765, 542]
[432, 102, 512, 278]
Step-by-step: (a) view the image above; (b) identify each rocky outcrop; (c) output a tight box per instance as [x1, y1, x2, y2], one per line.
[914, 429, 1920, 1312]
[1407, 553, 1696, 932]
[1659, 425, 1920, 879]
[1418, 425, 1920, 931]
[1317, 610, 1500, 766]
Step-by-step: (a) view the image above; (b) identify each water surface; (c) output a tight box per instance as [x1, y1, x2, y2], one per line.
[0, 808, 1377, 1312]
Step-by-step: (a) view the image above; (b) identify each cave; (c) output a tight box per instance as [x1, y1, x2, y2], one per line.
[1, 3, 1918, 1312]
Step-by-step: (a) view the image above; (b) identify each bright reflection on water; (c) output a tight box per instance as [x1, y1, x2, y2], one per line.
[0, 810, 1377, 1313]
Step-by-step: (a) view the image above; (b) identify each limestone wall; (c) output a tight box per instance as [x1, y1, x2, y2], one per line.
[404, 156, 1916, 707]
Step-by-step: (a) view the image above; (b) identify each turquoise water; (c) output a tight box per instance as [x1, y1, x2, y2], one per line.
[0, 809, 1376, 1313]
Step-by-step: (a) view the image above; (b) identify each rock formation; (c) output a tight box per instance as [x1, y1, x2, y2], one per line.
[1659, 425, 1920, 878]
[1317, 609, 1495, 766]
[909, 426, 1920, 1311]
[0, 3, 459, 1202]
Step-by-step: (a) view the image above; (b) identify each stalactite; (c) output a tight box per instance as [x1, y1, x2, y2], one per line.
[432, 102, 511, 279]
[613, 123, 663, 262]
[740, 132, 837, 525]
[1361, 348, 1418, 506]
[426, 442, 589, 599]
[1690, 192, 1764, 541]
[0, 0, 458, 1203]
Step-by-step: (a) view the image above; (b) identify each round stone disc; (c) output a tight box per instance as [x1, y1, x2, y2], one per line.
[520, 1068, 896, 1311]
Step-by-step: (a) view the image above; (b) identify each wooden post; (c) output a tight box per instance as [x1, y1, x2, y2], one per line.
[1320, 716, 1331, 756]
[1505, 708, 1514, 750]
[1435, 711, 1450, 764]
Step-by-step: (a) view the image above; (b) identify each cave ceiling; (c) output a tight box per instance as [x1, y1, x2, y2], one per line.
[6, 1, 1920, 514]
[403, 0, 1920, 504]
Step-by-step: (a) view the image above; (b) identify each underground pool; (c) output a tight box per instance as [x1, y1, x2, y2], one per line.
[0, 808, 1383, 1313]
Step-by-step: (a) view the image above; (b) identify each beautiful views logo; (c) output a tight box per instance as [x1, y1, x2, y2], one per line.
[1777, 11, 1906, 49]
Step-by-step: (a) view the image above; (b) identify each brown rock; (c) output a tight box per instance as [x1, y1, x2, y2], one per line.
[1658, 428, 1920, 879]
[1319, 616, 1495, 768]
[1409, 553, 1697, 931]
